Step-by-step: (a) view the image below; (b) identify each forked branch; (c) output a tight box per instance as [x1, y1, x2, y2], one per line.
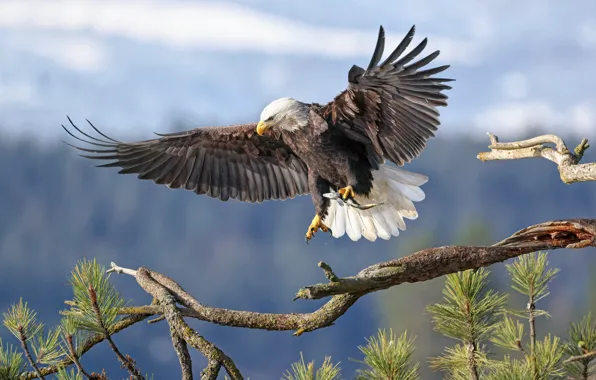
[477, 133, 595, 183]
[21, 218, 596, 379]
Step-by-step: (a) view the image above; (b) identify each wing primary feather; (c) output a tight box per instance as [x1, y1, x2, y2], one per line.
[152, 156, 184, 184]
[66, 116, 113, 144]
[380, 24, 416, 68]
[365, 26, 385, 73]
[392, 38, 427, 69]
[84, 118, 120, 143]
[61, 127, 115, 148]
[402, 50, 441, 73]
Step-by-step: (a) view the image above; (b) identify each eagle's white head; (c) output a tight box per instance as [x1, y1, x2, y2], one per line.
[256, 97, 309, 136]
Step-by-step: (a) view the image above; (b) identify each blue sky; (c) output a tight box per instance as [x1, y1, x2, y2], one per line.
[1, 0, 596, 142]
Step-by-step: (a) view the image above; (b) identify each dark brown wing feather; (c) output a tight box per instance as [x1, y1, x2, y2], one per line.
[319, 25, 453, 167]
[62, 117, 309, 203]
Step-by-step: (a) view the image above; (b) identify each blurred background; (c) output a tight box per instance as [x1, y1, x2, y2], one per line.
[1, 0, 596, 378]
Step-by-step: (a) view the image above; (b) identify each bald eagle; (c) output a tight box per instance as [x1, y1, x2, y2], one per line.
[63, 25, 452, 243]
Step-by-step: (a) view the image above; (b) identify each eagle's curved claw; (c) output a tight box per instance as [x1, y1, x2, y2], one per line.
[305, 214, 329, 243]
[338, 185, 355, 200]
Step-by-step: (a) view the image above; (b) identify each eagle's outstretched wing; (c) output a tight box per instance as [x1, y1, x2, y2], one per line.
[62, 118, 309, 203]
[319, 25, 453, 167]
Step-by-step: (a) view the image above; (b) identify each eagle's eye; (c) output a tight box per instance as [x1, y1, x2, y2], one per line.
[266, 116, 274, 122]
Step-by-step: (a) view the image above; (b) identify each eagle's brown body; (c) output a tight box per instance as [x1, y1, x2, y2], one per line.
[282, 107, 375, 218]
[63, 25, 453, 242]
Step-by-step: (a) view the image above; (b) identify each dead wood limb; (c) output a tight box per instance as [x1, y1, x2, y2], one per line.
[477, 133, 595, 183]
[21, 218, 596, 379]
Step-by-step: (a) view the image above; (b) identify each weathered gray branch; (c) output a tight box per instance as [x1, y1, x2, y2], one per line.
[134, 267, 242, 380]
[22, 218, 596, 379]
[477, 133, 595, 183]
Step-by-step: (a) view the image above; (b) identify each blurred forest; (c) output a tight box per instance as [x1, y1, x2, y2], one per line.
[1, 123, 596, 379]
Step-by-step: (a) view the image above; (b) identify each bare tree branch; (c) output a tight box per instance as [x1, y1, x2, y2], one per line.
[563, 350, 596, 364]
[477, 133, 594, 183]
[133, 267, 242, 380]
[170, 328, 193, 380]
[21, 218, 596, 379]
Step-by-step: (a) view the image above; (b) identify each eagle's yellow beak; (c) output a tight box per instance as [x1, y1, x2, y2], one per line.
[256, 120, 269, 136]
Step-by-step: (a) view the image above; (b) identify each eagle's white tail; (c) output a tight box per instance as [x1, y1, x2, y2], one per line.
[322, 164, 428, 242]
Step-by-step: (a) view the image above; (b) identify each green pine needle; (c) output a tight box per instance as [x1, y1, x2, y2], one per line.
[55, 366, 84, 380]
[59, 315, 86, 362]
[485, 355, 531, 380]
[353, 329, 419, 380]
[563, 313, 596, 379]
[429, 344, 489, 379]
[533, 334, 565, 379]
[491, 316, 525, 352]
[427, 268, 507, 342]
[506, 252, 559, 304]
[506, 308, 551, 321]
[31, 326, 65, 365]
[0, 338, 26, 380]
[2, 298, 43, 341]
[62, 258, 127, 335]
[282, 352, 342, 380]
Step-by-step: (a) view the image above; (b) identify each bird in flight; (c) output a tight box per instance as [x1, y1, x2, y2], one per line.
[63, 25, 453, 243]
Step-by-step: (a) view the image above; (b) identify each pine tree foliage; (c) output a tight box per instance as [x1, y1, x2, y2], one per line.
[353, 329, 419, 380]
[55, 366, 84, 380]
[429, 344, 490, 379]
[2, 299, 43, 341]
[282, 352, 342, 380]
[506, 252, 559, 303]
[484, 355, 531, 380]
[564, 313, 596, 379]
[31, 326, 64, 366]
[61, 258, 127, 335]
[0, 338, 26, 380]
[427, 269, 507, 342]
[490, 316, 525, 352]
[427, 268, 506, 378]
[533, 334, 565, 379]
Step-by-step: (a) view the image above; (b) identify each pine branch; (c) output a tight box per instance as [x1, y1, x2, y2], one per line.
[477, 133, 594, 183]
[283, 353, 342, 380]
[564, 313, 596, 379]
[528, 303, 537, 380]
[64, 335, 92, 379]
[88, 286, 143, 380]
[20, 314, 149, 379]
[353, 329, 418, 380]
[506, 252, 559, 380]
[17, 329, 45, 380]
[428, 269, 505, 379]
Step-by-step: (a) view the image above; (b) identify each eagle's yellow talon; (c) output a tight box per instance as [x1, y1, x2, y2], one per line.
[338, 185, 355, 200]
[305, 214, 329, 242]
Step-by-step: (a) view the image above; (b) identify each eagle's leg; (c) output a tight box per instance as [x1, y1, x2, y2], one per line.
[338, 185, 356, 200]
[305, 214, 330, 243]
